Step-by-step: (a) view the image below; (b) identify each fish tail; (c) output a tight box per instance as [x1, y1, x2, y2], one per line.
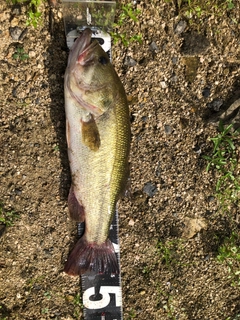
[64, 236, 119, 276]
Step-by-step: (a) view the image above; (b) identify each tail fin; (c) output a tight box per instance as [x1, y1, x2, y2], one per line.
[64, 236, 119, 276]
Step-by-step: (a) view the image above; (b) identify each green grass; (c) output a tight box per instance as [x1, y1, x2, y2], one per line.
[165, 0, 236, 26]
[0, 203, 19, 227]
[111, 3, 142, 46]
[179, 0, 235, 18]
[203, 122, 240, 210]
[157, 240, 175, 266]
[8, 0, 44, 28]
[127, 309, 137, 319]
[0, 305, 7, 320]
[142, 265, 151, 275]
[217, 232, 240, 287]
[53, 144, 60, 152]
[44, 291, 51, 300]
[73, 293, 83, 319]
[163, 295, 176, 320]
[157, 287, 177, 320]
[156, 239, 183, 268]
[226, 315, 240, 320]
[12, 46, 29, 61]
[41, 308, 49, 314]
[8, 0, 142, 44]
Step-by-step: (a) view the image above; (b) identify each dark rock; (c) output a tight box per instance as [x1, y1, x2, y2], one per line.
[205, 210, 212, 216]
[19, 28, 28, 41]
[175, 20, 187, 35]
[176, 196, 183, 203]
[139, 57, 148, 66]
[14, 188, 22, 195]
[9, 26, 23, 41]
[193, 144, 201, 154]
[143, 182, 157, 197]
[0, 224, 6, 238]
[181, 31, 210, 55]
[124, 56, 137, 67]
[179, 117, 189, 130]
[12, 87, 17, 97]
[207, 99, 223, 112]
[207, 196, 215, 202]
[11, 4, 21, 15]
[202, 86, 211, 98]
[149, 41, 159, 53]
[164, 125, 173, 134]
[171, 74, 178, 82]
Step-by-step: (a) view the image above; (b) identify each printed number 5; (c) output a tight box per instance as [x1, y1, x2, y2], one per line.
[83, 286, 122, 309]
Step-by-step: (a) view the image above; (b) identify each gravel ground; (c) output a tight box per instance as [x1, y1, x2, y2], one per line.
[0, 0, 240, 319]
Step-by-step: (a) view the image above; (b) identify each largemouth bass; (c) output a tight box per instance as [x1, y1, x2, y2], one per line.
[64, 28, 130, 276]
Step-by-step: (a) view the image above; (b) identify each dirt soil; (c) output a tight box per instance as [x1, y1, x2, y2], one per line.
[0, 0, 240, 319]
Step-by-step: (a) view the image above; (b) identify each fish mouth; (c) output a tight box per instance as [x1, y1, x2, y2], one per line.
[73, 28, 98, 66]
[66, 28, 105, 116]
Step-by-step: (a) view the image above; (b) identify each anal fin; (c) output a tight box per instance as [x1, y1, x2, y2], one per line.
[68, 185, 85, 222]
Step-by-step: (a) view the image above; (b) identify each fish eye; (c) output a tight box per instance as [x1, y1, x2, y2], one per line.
[98, 56, 109, 65]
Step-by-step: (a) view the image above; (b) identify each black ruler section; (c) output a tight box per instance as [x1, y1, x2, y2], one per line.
[78, 210, 123, 320]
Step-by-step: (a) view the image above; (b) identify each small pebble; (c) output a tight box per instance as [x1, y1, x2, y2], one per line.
[19, 28, 28, 41]
[171, 74, 178, 82]
[9, 26, 22, 41]
[143, 182, 157, 197]
[202, 86, 211, 98]
[172, 57, 178, 64]
[207, 196, 215, 202]
[25, 74, 31, 82]
[12, 5, 21, 15]
[10, 17, 19, 27]
[175, 20, 187, 34]
[207, 98, 223, 111]
[28, 51, 36, 58]
[164, 125, 172, 134]
[149, 41, 159, 53]
[124, 56, 137, 67]
[14, 188, 22, 195]
[128, 219, 135, 226]
[49, 74, 57, 80]
[160, 81, 168, 89]
[176, 196, 183, 203]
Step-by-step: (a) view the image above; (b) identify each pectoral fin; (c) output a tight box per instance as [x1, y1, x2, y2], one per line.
[81, 115, 100, 151]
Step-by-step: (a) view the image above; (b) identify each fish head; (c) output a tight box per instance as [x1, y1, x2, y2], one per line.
[66, 28, 122, 117]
